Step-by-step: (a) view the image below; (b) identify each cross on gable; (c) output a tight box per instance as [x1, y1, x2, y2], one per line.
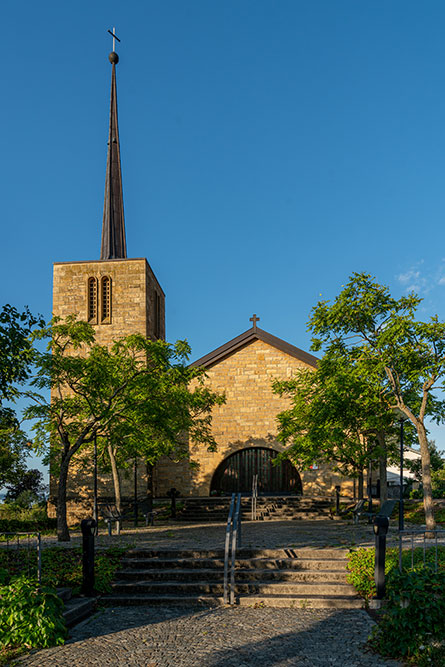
[250, 314, 260, 330]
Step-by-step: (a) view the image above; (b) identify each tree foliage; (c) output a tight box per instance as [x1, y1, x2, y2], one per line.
[274, 349, 396, 497]
[308, 272, 445, 529]
[0, 409, 29, 488]
[26, 317, 224, 541]
[0, 304, 43, 401]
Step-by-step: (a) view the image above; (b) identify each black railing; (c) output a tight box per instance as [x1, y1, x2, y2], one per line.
[0, 532, 42, 583]
[398, 528, 445, 572]
[224, 493, 241, 605]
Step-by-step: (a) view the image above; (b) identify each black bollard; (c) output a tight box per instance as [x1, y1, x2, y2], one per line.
[373, 515, 389, 599]
[167, 487, 180, 518]
[335, 485, 341, 515]
[81, 518, 96, 596]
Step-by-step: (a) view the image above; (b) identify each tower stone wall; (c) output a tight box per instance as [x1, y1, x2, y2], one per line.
[49, 257, 166, 523]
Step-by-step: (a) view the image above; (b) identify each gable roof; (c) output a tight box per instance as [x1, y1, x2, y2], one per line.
[191, 326, 318, 369]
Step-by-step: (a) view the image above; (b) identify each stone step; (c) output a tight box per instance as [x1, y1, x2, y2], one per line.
[57, 587, 72, 603]
[118, 557, 348, 571]
[115, 568, 348, 583]
[101, 593, 362, 609]
[111, 580, 355, 596]
[123, 548, 349, 559]
[62, 597, 96, 627]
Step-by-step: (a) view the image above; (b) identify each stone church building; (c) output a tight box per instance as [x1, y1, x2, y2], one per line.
[50, 48, 353, 522]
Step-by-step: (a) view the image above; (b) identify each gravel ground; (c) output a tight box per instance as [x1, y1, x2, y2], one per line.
[18, 605, 402, 667]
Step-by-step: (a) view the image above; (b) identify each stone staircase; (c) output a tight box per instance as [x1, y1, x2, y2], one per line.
[178, 496, 336, 522]
[102, 547, 362, 609]
[57, 587, 96, 626]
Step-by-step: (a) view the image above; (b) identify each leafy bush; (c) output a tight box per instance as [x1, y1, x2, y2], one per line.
[0, 502, 57, 534]
[347, 545, 445, 601]
[0, 545, 128, 593]
[0, 576, 67, 649]
[369, 568, 445, 660]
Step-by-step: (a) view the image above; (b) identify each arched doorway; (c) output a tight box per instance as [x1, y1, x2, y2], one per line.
[210, 447, 302, 495]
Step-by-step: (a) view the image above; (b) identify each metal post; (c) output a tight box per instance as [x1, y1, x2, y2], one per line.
[37, 533, 42, 584]
[81, 519, 96, 596]
[335, 485, 341, 515]
[368, 460, 373, 514]
[134, 457, 138, 527]
[374, 516, 389, 599]
[399, 419, 405, 532]
[93, 434, 98, 531]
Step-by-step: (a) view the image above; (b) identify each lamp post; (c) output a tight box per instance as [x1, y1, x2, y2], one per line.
[399, 417, 405, 531]
[93, 434, 98, 531]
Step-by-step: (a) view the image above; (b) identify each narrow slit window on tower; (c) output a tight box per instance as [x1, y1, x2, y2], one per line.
[101, 276, 112, 323]
[87, 277, 98, 323]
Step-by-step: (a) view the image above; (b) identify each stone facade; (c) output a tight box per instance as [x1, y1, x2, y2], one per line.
[52, 258, 165, 344]
[50, 257, 165, 523]
[155, 336, 355, 499]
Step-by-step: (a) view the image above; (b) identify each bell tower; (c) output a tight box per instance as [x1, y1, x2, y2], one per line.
[52, 37, 165, 345]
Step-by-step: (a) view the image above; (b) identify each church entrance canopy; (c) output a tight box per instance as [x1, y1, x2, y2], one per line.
[210, 447, 302, 495]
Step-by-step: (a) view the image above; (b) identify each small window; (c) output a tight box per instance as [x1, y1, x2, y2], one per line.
[87, 277, 97, 323]
[101, 276, 112, 323]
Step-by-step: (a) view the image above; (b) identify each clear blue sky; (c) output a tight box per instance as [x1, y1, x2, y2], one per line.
[3, 1, 445, 475]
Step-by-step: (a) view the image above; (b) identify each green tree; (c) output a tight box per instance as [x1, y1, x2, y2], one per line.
[0, 304, 43, 401]
[26, 317, 224, 541]
[309, 272, 445, 530]
[274, 350, 396, 499]
[5, 468, 47, 506]
[405, 440, 444, 482]
[0, 305, 43, 486]
[0, 409, 29, 488]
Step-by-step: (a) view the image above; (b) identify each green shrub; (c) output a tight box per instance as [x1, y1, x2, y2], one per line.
[0, 576, 67, 649]
[347, 545, 445, 601]
[369, 568, 445, 659]
[0, 545, 129, 593]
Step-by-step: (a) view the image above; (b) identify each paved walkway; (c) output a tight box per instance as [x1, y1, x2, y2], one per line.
[19, 605, 401, 666]
[39, 518, 408, 551]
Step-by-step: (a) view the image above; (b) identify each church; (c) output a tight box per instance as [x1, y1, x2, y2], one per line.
[50, 46, 354, 522]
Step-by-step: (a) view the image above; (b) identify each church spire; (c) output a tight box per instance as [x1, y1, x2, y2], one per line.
[100, 32, 127, 260]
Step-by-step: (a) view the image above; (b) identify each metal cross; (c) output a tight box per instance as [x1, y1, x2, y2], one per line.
[250, 314, 260, 329]
[107, 27, 121, 52]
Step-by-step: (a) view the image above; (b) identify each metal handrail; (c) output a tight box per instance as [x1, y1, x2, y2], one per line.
[398, 528, 445, 572]
[251, 474, 258, 521]
[0, 532, 42, 583]
[230, 493, 242, 605]
[223, 494, 236, 604]
[223, 493, 242, 604]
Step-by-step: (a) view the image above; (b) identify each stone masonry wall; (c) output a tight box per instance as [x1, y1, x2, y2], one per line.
[154, 339, 355, 498]
[50, 257, 165, 523]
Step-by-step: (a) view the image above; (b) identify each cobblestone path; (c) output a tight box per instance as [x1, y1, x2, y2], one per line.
[19, 606, 401, 667]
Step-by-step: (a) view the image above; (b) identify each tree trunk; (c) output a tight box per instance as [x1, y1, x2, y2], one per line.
[108, 444, 122, 514]
[358, 470, 364, 500]
[416, 421, 436, 531]
[57, 457, 71, 542]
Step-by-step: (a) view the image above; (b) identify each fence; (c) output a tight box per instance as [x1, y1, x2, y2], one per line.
[398, 528, 445, 572]
[0, 532, 42, 583]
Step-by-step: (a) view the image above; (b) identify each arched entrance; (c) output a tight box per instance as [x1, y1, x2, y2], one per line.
[210, 447, 302, 495]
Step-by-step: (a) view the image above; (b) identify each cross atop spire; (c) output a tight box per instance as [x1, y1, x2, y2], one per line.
[100, 30, 127, 260]
[250, 314, 260, 330]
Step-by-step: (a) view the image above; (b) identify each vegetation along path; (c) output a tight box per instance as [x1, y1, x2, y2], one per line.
[18, 605, 401, 667]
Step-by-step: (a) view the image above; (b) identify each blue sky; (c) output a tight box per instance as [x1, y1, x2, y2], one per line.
[3, 1, 445, 476]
